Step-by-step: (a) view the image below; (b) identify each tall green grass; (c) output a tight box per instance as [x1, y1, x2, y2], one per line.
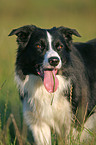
[0, 107, 96, 144]
[0, 0, 96, 144]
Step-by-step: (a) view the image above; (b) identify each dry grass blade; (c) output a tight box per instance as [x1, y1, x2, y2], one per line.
[6, 114, 23, 145]
[51, 71, 55, 105]
[0, 80, 6, 90]
[82, 102, 88, 125]
[70, 85, 73, 104]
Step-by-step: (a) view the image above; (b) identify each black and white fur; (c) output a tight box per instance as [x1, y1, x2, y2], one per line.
[9, 25, 96, 144]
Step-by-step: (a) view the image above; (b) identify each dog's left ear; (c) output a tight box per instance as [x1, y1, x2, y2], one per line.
[57, 26, 81, 50]
[8, 25, 36, 48]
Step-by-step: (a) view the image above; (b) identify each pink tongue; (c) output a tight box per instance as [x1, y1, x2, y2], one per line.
[44, 70, 59, 93]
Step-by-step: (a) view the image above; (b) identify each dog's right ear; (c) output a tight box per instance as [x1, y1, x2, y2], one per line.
[8, 25, 36, 48]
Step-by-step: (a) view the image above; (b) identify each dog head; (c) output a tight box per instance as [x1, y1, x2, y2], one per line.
[9, 25, 80, 93]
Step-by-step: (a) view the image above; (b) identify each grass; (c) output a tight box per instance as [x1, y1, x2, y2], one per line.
[0, 107, 96, 145]
[0, 0, 96, 144]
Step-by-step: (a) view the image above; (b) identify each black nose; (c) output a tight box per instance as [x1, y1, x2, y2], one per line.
[48, 57, 60, 67]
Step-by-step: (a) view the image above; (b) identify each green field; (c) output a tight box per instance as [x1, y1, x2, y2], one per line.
[0, 0, 96, 144]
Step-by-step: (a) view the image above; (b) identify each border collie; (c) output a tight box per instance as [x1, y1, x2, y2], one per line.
[9, 25, 96, 144]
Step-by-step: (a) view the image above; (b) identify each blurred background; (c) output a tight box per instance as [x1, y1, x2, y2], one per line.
[0, 0, 96, 144]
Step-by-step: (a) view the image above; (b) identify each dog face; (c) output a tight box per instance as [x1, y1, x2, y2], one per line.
[9, 25, 80, 92]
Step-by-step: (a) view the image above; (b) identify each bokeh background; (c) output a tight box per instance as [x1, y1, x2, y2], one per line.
[0, 0, 96, 144]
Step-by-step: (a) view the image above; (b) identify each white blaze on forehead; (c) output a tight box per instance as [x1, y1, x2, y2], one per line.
[43, 31, 62, 69]
[47, 31, 53, 50]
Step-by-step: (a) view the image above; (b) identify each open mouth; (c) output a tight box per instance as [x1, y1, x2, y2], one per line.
[35, 64, 59, 93]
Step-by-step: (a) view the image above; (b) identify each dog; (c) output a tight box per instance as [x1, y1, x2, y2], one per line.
[9, 25, 96, 144]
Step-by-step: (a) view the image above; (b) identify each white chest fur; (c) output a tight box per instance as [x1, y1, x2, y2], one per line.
[15, 74, 71, 136]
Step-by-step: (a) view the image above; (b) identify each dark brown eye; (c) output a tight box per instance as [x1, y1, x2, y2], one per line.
[57, 45, 62, 49]
[57, 45, 63, 50]
[36, 44, 41, 49]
